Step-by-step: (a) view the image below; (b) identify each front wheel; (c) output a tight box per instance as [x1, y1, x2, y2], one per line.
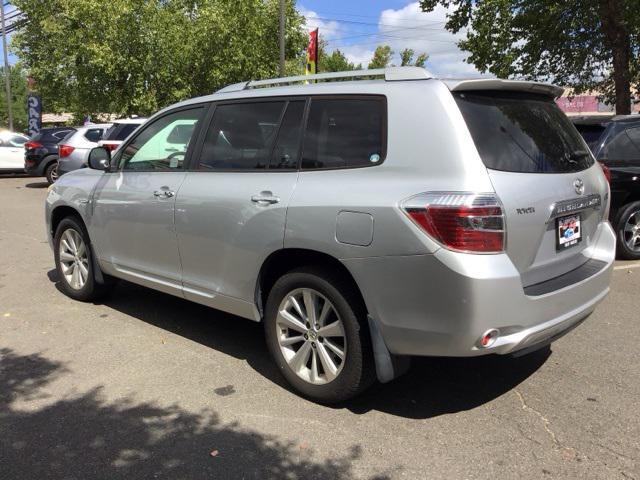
[616, 201, 640, 260]
[264, 267, 374, 404]
[53, 216, 113, 301]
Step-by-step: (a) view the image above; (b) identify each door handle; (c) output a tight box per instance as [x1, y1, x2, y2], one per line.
[153, 189, 175, 198]
[251, 191, 280, 205]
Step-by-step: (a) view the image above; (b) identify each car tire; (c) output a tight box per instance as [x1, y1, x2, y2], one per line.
[45, 161, 59, 185]
[53, 216, 114, 301]
[615, 201, 640, 260]
[264, 267, 375, 404]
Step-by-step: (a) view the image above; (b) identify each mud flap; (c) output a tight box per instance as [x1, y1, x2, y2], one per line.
[367, 314, 411, 383]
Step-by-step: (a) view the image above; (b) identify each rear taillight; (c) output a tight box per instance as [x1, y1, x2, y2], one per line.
[402, 193, 505, 253]
[102, 142, 119, 152]
[58, 144, 75, 158]
[598, 161, 611, 183]
[25, 140, 42, 150]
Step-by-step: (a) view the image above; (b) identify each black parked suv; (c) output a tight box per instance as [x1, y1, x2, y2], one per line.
[24, 127, 76, 184]
[574, 115, 640, 259]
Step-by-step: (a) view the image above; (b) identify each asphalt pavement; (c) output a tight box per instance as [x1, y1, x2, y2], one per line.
[0, 174, 638, 479]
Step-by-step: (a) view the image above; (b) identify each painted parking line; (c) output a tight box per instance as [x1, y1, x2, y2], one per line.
[613, 261, 640, 271]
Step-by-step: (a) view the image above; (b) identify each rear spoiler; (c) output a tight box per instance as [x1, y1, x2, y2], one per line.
[444, 78, 564, 99]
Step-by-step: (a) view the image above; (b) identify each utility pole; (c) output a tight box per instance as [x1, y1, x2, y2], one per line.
[278, 0, 285, 77]
[0, 3, 12, 131]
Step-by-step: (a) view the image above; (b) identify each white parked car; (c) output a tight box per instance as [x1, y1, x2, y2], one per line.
[57, 124, 112, 177]
[0, 131, 29, 171]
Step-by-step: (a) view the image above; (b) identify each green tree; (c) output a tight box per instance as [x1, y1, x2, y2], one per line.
[0, 65, 28, 132]
[399, 48, 428, 68]
[368, 45, 394, 69]
[322, 49, 361, 72]
[419, 0, 640, 114]
[11, 0, 306, 117]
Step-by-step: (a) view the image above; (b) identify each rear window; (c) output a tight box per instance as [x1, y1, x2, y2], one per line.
[104, 123, 141, 141]
[455, 91, 593, 173]
[574, 124, 607, 151]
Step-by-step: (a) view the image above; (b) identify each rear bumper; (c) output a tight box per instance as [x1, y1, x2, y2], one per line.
[343, 222, 615, 357]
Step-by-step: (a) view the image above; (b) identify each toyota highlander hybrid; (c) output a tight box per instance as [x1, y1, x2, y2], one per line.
[45, 67, 615, 403]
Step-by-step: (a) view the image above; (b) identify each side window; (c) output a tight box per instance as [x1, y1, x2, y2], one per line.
[269, 100, 306, 169]
[301, 97, 385, 170]
[53, 130, 73, 141]
[197, 101, 285, 170]
[119, 107, 204, 171]
[8, 135, 26, 147]
[598, 125, 640, 163]
[84, 128, 104, 143]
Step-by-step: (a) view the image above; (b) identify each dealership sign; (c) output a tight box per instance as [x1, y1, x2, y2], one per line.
[27, 94, 42, 137]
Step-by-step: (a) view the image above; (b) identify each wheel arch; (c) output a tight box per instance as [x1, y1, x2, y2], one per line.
[50, 205, 84, 238]
[256, 248, 368, 320]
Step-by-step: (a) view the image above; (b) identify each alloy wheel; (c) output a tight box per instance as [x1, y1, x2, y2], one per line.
[623, 210, 640, 252]
[58, 229, 89, 290]
[276, 288, 346, 385]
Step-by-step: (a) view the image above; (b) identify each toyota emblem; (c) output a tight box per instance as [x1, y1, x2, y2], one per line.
[573, 178, 585, 195]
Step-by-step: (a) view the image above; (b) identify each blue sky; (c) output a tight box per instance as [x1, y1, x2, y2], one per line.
[299, 0, 483, 76]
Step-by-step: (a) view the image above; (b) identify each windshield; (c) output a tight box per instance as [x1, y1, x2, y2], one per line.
[455, 91, 593, 173]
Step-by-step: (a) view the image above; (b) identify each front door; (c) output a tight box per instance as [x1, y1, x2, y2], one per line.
[0, 134, 26, 169]
[175, 99, 306, 318]
[90, 106, 205, 295]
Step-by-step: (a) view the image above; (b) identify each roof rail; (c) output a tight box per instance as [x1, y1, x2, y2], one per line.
[215, 66, 432, 93]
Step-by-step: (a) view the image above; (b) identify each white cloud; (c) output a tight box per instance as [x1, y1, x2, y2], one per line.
[378, 2, 485, 76]
[300, 2, 491, 77]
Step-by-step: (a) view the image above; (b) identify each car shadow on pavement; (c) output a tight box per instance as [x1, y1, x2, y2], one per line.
[25, 181, 48, 189]
[0, 348, 386, 480]
[47, 272, 550, 420]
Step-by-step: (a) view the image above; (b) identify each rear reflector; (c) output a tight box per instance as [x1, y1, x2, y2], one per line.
[598, 161, 611, 183]
[25, 140, 42, 150]
[402, 192, 505, 253]
[479, 329, 500, 348]
[58, 144, 75, 158]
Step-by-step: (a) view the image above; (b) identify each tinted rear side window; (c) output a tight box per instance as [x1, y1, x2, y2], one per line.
[597, 124, 640, 165]
[84, 128, 104, 142]
[455, 92, 593, 173]
[105, 123, 141, 141]
[301, 97, 385, 170]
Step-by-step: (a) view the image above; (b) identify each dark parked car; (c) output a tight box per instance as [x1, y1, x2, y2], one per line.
[24, 127, 77, 184]
[573, 115, 640, 259]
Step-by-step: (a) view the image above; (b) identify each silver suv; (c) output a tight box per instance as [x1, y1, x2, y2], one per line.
[45, 67, 615, 403]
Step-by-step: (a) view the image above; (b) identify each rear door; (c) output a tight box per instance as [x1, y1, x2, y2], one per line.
[454, 91, 609, 286]
[175, 99, 305, 316]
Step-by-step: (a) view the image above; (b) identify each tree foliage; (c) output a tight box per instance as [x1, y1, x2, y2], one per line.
[399, 48, 428, 68]
[368, 45, 394, 69]
[322, 49, 361, 72]
[419, 0, 640, 114]
[0, 66, 28, 132]
[11, 0, 307, 117]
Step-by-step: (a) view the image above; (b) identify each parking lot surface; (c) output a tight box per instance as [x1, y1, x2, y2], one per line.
[0, 174, 639, 479]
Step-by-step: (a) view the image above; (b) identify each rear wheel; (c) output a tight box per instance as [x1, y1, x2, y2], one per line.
[616, 201, 640, 260]
[264, 267, 374, 403]
[53, 216, 114, 301]
[45, 161, 59, 184]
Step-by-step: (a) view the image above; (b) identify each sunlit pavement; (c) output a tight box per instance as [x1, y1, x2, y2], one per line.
[1, 174, 638, 479]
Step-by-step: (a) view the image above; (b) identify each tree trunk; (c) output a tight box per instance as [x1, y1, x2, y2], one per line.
[598, 0, 631, 115]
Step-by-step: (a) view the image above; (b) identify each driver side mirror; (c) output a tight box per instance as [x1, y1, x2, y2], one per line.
[88, 147, 111, 171]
